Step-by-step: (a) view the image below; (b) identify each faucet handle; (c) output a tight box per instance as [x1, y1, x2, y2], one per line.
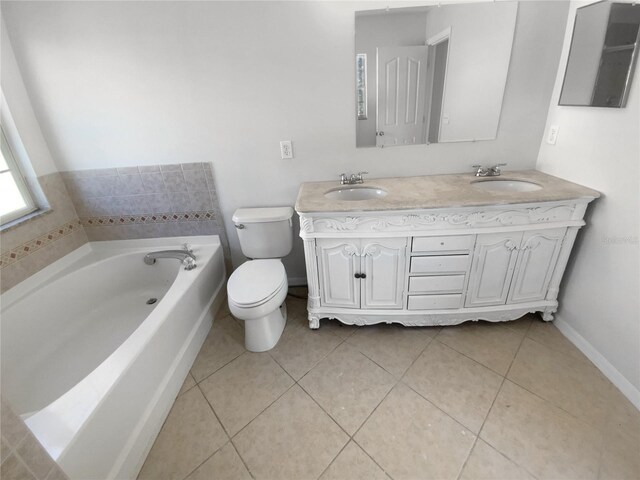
[182, 243, 193, 253]
[356, 171, 369, 183]
[491, 163, 507, 175]
[339, 173, 347, 185]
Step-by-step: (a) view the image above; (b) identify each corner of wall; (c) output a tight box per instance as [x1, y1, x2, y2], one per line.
[534, 1, 640, 407]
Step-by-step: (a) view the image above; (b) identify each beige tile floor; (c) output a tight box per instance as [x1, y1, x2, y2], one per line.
[139, 291, 640, 480]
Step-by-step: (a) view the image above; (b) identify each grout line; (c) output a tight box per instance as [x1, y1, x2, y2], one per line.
[196, 383, 232, 440]
[525, 328, 593, 366]
[227, 382, 297, 441]
[502, 326, 612, 434]
[154, 312, 613, 480]
[313, 430, 352, 479]
[178, 439, 227, 480]
[296, 378, 352, 440]
[228, 438, 256, 480]
[434, 318, 533, 376]
[456, 319, 537, 480]
[346, 333, 437, 479]
[431, 335, 512, 377]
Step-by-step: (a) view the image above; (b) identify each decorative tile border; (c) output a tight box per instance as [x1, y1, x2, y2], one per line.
[0, 219, 82, 269]
[80, 210, 217, 227]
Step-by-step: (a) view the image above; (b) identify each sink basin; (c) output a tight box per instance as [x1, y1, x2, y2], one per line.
[324, 186, 388, 201]
[471, 179, 542, 192]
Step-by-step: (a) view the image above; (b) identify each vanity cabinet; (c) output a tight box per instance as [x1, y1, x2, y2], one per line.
[298, 197, 595, 329]
[316, 238, 406, 309]
[466, 228, 566, 307]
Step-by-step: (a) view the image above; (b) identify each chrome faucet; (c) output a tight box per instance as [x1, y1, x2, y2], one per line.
[472, 163, 507, 177]
[339, 171, 369, 185]
[144, 243, 196, 270]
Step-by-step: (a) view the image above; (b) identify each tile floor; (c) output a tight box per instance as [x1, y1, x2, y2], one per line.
[138, 291, 640, 480]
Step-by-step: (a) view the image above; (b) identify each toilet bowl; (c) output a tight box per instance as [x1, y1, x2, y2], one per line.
[227, 259, 288, 352]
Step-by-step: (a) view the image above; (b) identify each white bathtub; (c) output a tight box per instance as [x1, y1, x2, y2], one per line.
[0, 236, 226, 480]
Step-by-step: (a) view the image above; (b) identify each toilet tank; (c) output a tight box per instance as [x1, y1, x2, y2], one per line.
[232, 207, 294, 259]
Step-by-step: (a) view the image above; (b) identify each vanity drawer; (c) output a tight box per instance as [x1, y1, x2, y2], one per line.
[410, 255, 470, 274]
[408, 275, 465, 294]
[407, 294, 462, 310]
[412, 235, 474, 253]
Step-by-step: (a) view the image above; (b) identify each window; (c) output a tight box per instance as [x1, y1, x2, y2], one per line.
[0, 127, 36, 225]
[356, 53, 368, 120]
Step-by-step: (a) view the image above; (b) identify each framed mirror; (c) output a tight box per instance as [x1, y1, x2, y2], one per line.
[355, 2, 518, 148]
[559, 1, 640, 107]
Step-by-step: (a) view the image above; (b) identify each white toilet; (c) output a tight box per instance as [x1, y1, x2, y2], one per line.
[227, 207, 293, 352]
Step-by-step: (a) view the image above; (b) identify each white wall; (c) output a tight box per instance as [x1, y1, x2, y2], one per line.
[537, 1, 640, 404]
[1, 1, 569, 280]
[0, 16, 58, 177]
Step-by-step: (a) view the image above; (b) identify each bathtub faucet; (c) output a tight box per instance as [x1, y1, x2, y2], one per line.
[144, 244, 197, 270]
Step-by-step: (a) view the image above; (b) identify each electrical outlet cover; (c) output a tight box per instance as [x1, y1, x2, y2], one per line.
[280, 140, 293, 159]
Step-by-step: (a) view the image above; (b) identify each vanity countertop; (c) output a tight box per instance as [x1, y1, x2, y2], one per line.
[295, 170, 600, 213]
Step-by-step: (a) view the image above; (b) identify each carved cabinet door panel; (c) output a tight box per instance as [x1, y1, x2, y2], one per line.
[508, 228, 566, 304]
[361, 238, 407, 309]
[316, 239, 361, 308]
[465, 232, 523, 307]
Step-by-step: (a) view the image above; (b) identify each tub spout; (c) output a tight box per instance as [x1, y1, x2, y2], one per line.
[144, 249, 197, 270]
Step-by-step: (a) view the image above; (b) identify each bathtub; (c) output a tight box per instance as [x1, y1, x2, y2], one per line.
[0, 236, 226, 480]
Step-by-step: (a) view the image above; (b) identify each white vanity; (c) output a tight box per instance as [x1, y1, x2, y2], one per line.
[295, 171, 599, 329]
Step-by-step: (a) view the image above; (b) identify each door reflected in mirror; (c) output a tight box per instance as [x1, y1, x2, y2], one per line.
[355, 2, 518, 148]
[559, 1, 640, 108]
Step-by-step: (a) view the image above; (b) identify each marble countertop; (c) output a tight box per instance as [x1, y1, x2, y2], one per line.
[295, 170, 600, 213]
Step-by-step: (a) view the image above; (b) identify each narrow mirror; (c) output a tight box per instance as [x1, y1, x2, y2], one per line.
[559, 1, 640, 107]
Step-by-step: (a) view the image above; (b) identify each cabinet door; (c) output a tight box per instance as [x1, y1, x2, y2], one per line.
[508, 228, 566, 303]
[361, 238, 407, 309]
[465, 232, 522, 307]
[316, 239, 361, 308]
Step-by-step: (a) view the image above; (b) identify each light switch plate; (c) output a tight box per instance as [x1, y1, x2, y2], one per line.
[280, 140, 293, 159]
[547, 125, 559, 145]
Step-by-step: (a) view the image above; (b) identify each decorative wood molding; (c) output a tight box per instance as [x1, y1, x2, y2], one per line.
[300, 216, 314, 234]
[300, 203, 577, 236]
[313, 307, 543, 327]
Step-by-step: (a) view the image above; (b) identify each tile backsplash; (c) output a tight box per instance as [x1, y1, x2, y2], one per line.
[1, 161, 230, 294]
[0, 172, 88, 293]
[61, 161, 231, 267]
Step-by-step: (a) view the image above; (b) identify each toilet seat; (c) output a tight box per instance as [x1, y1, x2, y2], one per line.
[227, 259, 287, 308]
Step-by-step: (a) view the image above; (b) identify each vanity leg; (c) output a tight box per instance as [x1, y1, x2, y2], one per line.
[542, 308, 556, 322]
[308, 314, 320, 330]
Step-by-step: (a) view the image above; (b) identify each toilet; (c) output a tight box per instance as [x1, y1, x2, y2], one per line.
[227, 206, 293, 352]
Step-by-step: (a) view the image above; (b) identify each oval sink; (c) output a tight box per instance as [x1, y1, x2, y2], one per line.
[324, 186, 388, 201]
[471, 179, 542, 192]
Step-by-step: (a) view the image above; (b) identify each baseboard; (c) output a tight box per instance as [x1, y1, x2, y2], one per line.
[287, 277, 308, 287]
[554, 317, 640, 411]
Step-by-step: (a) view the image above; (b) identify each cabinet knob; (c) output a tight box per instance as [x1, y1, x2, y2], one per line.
[354, 273, 367, 279]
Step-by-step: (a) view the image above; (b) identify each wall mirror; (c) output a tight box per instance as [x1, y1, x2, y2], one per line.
[560, 1, 640, 108]
[355, 2, 518, 148]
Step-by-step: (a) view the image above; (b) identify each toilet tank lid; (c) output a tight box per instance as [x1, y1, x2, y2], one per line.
[233, 207, 293, 223]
